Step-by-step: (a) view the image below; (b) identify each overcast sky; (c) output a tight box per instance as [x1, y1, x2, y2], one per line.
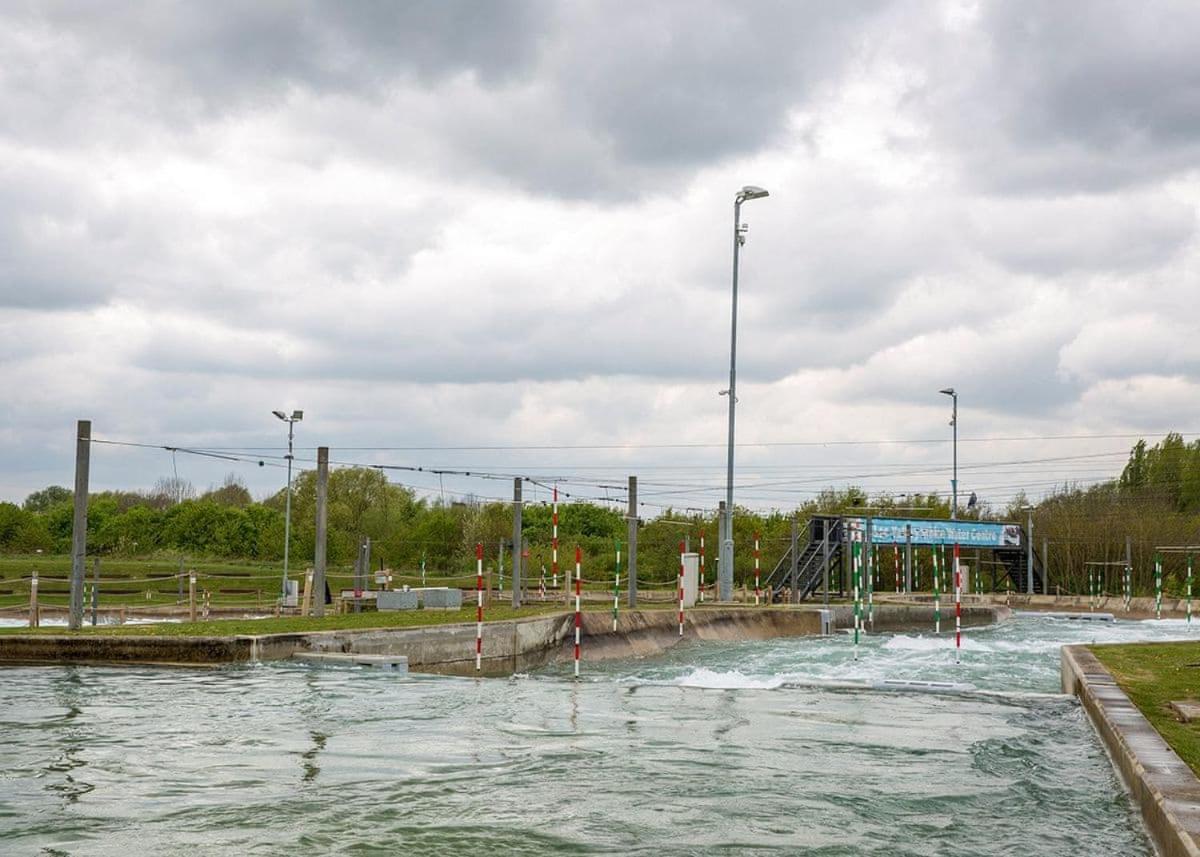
[1, 0, 1198, 515]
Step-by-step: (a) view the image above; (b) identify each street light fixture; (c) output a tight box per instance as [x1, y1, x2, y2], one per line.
[939, 388, 957, 520]
[721, 184, 770, 601]
[274, 409, 303, 599]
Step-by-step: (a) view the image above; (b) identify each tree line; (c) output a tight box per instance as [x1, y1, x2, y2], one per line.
[1, 434, 1197, 590]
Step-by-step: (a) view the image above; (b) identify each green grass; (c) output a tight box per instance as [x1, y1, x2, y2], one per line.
[1090, 641, 1200, 776]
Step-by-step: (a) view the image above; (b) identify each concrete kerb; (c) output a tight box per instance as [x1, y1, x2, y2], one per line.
[1062, 644, 1200, 857]
[0, 603, 1012, 674]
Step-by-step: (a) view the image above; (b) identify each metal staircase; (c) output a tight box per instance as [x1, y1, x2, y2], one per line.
[764, 517, 843, 601]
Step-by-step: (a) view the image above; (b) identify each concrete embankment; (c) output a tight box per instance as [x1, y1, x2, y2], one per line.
[1062, 645, 1200, 857]
[0, 602, 1010, 674]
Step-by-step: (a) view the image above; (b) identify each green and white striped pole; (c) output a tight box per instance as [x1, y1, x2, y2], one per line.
[613, 539, 621, 631]
[933, 545, 942, 635]
[421, 551, 427, 587]
[867, 540, 875, 631]
[852, 540, 861, 660]
[1088, 566, 1094, 612]
[1155, 553, 1163, 620]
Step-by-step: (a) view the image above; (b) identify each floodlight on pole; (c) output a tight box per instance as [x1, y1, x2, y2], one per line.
[721, 184, 769, 601]
[939, 388, 957, 520]
[274, 408, 303, 600]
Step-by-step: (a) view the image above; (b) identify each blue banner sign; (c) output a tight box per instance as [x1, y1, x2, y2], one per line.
[846, 517, 1022, 548]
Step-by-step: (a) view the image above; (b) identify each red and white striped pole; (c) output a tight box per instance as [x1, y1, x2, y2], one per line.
[754, 532, 761, 605]
[893, 546, 900, 594]
[475, 543, 484, 672]
[573, 545, 582, 677]
[699, 531, 706, 603]
[954, 541, 962, 665]
[678, 541, 685, 636]
[552, 486, 559, 589]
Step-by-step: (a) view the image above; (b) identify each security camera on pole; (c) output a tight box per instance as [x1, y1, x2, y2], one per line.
[272, 409, 303, 599]
[719, 185, 769, 601]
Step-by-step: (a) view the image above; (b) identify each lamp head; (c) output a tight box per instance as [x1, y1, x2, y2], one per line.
[737, 185, 769, 202]
[939, 387, 956, 397]
[272, 410, 287, 421]
[291, 410, 303, 421]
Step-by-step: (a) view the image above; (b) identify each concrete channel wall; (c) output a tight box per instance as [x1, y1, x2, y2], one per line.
[1062, 645, 1200, 857]
[0, 603, 1009, 674]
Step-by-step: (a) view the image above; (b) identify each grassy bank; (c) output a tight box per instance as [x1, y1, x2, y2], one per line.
[1090, 641, 1200, 776]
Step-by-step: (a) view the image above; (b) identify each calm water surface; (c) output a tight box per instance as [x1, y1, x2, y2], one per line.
[2, 616, 1196, 855]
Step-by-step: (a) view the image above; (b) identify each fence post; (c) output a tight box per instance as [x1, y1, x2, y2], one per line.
[69, 419, 91, 629]
[188, 570, 197, 622]
[313, 446, 329, 618]
[627, 476, 638, 609]
[29, 568, 39, 628]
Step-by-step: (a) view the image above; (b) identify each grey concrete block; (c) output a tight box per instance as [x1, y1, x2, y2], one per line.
[377, 591, 419, 611]
[421, 587, 462, 609]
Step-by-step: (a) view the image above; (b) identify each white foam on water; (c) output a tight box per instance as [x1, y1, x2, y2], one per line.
[670, 667, 786, 690]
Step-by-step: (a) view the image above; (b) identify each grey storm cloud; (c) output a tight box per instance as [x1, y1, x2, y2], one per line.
[1, 1, 1199, 503]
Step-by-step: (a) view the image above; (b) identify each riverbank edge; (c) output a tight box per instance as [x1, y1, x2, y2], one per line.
[1061, 644, 1200, 857]
[0, 602, 1008, 673]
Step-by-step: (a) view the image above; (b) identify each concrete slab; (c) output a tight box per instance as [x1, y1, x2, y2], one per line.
[1171, 701, 1200, 723]
[420, 587, 462, 609]
[377, 591, 419, 611]
[292, 652, 409, 671]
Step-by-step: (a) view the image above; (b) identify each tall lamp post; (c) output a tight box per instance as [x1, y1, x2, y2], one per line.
[939, 388, 958, 520]
[720, 184, 769, 602]
[273, 409, 303, 598]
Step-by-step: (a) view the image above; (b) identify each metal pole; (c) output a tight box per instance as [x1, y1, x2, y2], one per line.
[627, 476, 638, 608]
[905, 524, 913, 593]
[717, 501, 730, 601]
[951, 395, 958, 520]
[511, 478, 523, 608]
[790, 518, 800, 604]
[822, 520, 830, 608]
[722, 196, 743, 604]
[1026, 507, 1035, 595]
[313, 446, 328, 618]
[69, 419, 91, 630]
[282, 418, 294, 597]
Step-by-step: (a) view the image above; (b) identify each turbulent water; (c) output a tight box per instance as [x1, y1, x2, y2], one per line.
[2, 616, 1197, 855]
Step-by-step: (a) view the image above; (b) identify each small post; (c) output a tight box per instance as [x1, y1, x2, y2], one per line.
[699, 530, 706, 602]
[627, 476, 638, 609]
[91, 557, 100, 626]
[300, 567, 313, 616]
[790, 519, 800, 604]
[313, 446, 329, 618]
[29, 568, 39, 628]
[677, 541, 685, 636]
[188, 570, 197, 622]
[904, 524, 913, 593]
[573, 546, 582, 677]
[69, 419, 91, 630]
[511, 478, 523, 609]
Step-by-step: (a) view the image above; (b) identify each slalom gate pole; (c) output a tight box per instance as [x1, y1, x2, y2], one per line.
[933, 546, 941, 635]
[754, 532, 761, 605]
[613, 539, 621, 631]
[1188, 554, 1194, 626]
[1088, 567, 1094, 612]
[475, 544, 484, 672]
[677, 541, 685, 637]
[574, 546, 582, 677]
[552, 487, 559, 589]
[421, 552, 426, 587]
[1155, 553, 1163, 620]
[1124, 564, 1132, 612]
[953, 541, 961, 665]
[852, 541, 861, 660]
[867, 543, 874, 630]
[893, 546, 900, 594]
[540, 563, 547, 599]
[699, 531, 706, 602]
